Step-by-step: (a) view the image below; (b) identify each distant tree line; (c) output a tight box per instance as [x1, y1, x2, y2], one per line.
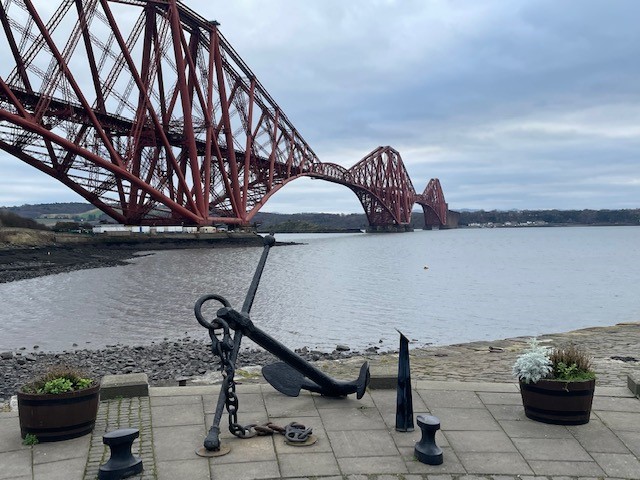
[457, 209, 640, 226]
[2, 202, 638, 232]
[256, 209, 640, 232]
[0, 209, 50, 230]
[5, 202, 95, 218]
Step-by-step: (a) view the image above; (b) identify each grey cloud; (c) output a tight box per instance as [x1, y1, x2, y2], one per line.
[0, 0, 638, 213]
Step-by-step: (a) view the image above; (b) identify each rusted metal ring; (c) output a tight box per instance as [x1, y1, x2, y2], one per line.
[194, 294, 232, 329]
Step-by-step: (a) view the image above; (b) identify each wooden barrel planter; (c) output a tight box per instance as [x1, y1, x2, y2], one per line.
[17, 383, 100, 442]
[519, 378, 595, 425]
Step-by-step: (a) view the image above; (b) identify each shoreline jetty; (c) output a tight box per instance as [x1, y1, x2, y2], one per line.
[1, 322, 638, 405]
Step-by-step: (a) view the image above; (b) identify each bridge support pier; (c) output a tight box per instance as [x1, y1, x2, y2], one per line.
[366, 224, 413, 233]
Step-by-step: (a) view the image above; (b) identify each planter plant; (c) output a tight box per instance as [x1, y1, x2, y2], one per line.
[17, 366, 100, 442]
[512, 339, 596, 425]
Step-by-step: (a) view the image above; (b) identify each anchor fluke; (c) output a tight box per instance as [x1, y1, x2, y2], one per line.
[262, 361, 370, 399]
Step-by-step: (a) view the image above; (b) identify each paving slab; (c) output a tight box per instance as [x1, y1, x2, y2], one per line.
[337, 455, 408, 475]
[33, 456, 87, 480]
[157, 459, 210, 480]
[416, 380, 518, 392]
[590, 453, 640, 479]
[209, 459, 280, 480]
[152, 403, 205, 427]
[0, 449, 32, 480]
[485, 403, 528, 420]
[476, 391, 522, 405]
[212, 434, 276, 464]
[444, 430, 518, 453]
[593, 395, 640, 412]
[153, 424, 207, 461]
[328, 428, 400, 458]
[498, 419, 574, 438]
[596, 410, 640, 432]
[150, 394, 202, 407]
[456, 452, 533, 475]
[567, 417, 632, 453]
[511, 437, 592, 461]
[429, 407, 501, 431]
[417, 390, 485, 409]
[616, 430, 640, 457]
[319, 406, 386, 431]
[527, 460, 606, 477]
[0, 415, 24, 453]
[32, 435, 90, 464]
[278, 451, 340, 477]
[2, 378, 640, 480]
[263, 391, 317, 417]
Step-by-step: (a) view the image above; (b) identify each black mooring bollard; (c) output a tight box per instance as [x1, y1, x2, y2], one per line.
[98, 428, 143, 480]
[395, 330, 414, 432]
[414, 414, 443, 465]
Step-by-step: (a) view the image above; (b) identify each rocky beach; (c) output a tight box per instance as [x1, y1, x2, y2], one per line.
[2, 322, 638, 406]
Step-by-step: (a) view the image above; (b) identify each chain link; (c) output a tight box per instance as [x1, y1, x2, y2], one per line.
[209, 317, 255, 439]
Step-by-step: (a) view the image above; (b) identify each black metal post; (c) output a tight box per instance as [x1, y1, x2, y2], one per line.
[395, 330, 414, 432]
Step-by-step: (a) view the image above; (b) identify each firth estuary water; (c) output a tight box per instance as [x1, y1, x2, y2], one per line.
[1, 226, 639, 352]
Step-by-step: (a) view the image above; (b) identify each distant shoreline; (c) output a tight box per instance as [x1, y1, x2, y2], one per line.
[0, 228, 283, 283]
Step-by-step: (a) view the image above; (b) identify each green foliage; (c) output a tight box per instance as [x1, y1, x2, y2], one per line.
[0, 209, 49, 230]
[22, 366, 94, 395]
[457, 209, 640, 226]
[549, 345, 595, 381]
[513, 341, 596, 384]
[22, 433, 39, 446]
[51, 221, 92, 233]
[39, 377, 74, 394]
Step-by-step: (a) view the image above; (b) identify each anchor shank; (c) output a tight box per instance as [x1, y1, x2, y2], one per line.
[241, 235, 275, 314]
[244, 322, 355, 394]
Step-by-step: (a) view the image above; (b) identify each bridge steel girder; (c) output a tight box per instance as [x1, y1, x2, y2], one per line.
[415, 178, 448, 228]
[347, 146, 416, 228]
[0, 0, 449, 230]
[0, 0, 320, 225]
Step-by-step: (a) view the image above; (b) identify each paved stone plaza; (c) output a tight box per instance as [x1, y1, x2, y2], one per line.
[1, 378, 639, 480]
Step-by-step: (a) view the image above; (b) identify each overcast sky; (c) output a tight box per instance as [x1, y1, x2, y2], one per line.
[1, 0, 639, 213]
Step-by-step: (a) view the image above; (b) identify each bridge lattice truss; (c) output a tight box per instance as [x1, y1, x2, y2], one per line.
[0, 0, 447, 228]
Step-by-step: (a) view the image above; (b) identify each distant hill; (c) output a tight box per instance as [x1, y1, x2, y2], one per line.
[5, 202, 96, 218]
[4, 202, 107, 226]
[0, 209, 49, 230]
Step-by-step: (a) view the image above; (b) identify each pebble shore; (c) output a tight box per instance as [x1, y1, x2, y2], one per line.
[2, 322, 638, 406]
[0, 337, 367, 402]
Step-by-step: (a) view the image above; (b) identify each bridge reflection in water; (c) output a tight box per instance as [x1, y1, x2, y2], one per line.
[0, 0, 453, 230]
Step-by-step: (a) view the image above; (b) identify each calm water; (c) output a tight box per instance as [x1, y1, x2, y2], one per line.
[1, 227, 639, 352]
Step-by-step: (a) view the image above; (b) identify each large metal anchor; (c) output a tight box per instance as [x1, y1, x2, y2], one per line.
[195, 234, 370, 452]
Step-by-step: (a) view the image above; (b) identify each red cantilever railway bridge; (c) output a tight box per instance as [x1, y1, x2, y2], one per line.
[0, 0, 450, 230]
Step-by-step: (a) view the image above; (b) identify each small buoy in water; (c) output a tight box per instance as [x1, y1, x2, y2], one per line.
[423, 265, 429, 270]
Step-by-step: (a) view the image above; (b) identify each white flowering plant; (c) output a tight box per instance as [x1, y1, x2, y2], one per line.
[512, 338, 552, 384]
[512, 338, 596, 384]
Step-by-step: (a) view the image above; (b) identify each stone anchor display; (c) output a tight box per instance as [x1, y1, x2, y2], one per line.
[195, 235, 370, 453]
